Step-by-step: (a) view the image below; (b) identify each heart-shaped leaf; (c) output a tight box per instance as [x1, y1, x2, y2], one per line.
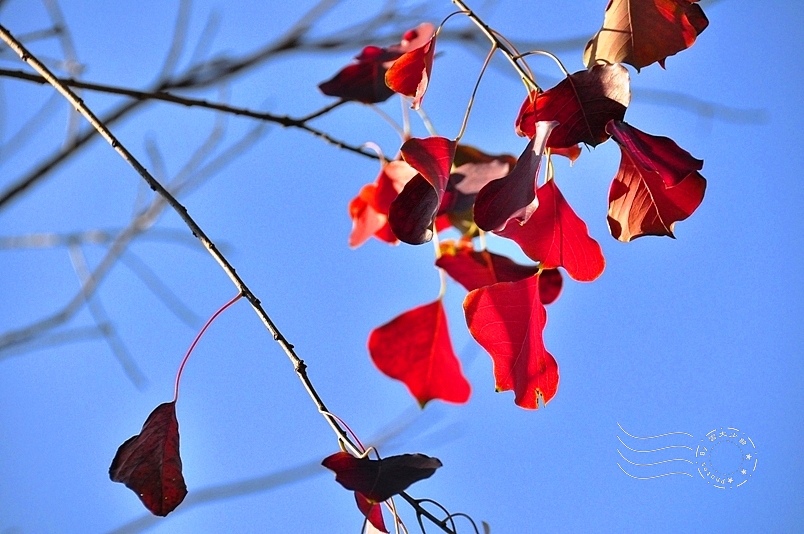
[385, 25, 437, 109]
[109, 401, 187, 516]
[369, 299, 470, 407]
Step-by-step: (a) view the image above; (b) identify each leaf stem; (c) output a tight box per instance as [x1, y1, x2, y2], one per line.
[455, 42, 496, 142]
[173, 293, 242, 402]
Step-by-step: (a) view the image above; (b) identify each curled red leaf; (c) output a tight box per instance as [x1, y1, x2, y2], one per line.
[109, 402, 187, 516]
[584, 0, 709, 70]
[515, 65, 630, 148]
[464, 275, 559, 410]
[322, 451, 443, 503]
[349, 161, 418, 247]
[473, 121, 556, 232]
[605, 120, 706, 241]
[369, 299, 470, 407]
[385, 26, 437, 109]
[388, 137, 457, 245]
[356, 492, 387, 533]
[497, 179, 605, 282]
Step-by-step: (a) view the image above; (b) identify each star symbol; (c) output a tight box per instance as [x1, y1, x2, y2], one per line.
[741, 469, 747, 475]
[728, 477, 734, 483]
[746, 454, 752, 460]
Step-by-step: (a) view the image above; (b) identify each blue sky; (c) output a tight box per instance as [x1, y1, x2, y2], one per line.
[0, 0, 802, 532]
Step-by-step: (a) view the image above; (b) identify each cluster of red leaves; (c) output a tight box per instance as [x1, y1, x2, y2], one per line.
[322, 5, 708, 417]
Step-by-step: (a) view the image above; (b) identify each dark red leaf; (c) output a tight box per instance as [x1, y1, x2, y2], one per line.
[436, 242, 539, 291]
[322, 452, 442, 503]
[538, 268, 564, 305]
[584, 0, 709, 70]
[515, 65, 630, 148]
[318, 46, 399, 104]
[605, 120, 706, 241]
[318, 23, 436, 104]
[369, 299, 471, 407]
[464, 275, 559, 409]
[473, 121, 556, 232]
[497, 179, 605, 282]
[109, 402, 187, 516]
[356, 492, 387, 533]
[388, 137, 457, 244]
[349, 161, 417, 247]
[385, 26, 437, 109]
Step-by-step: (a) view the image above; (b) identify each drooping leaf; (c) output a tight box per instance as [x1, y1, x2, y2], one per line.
[385, 26, 437, 109]
[464, 275, 559, 409]
[388, 137, 457, 244]
[473, 121, 557, 232]
[318, 23, 436, 104]
[369, 299, 470, 407]
[322, 452, 443, 503]
[356, 492, 388, 533]
[584, 0, 709, 70]
[605, 120, 706, 241]
[497, 180, 605, 282]
[515, 65, 630, 147]
[349, 161, 418, 247]
[109, 401, 187, 516]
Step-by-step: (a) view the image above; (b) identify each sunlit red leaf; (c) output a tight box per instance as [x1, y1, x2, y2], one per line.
[322, 451, 443, 502]
[605, 120, 706, 241]
[349, 161, 418, 247]
[385, 27, 437, 109]
[109, 402, 187, 516]
[515, 65, 630, 148]
[497, 180, 605, 282]
[464, 276, 559, 409]
[584, 0, 709, 70]
[369, 299, 470, 407]
[356, 492, 387, 533]
[388, 137, 457, 244]
[473, 121, 556, 232]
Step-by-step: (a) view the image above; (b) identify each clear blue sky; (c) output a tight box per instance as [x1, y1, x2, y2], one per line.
[1, 1, 802, 532]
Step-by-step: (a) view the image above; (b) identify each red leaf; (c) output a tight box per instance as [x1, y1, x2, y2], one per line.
[436, 243, 539, 291]
[318, 46, 399, 104]
[322, 451, 442, 503]
[497, 180, 605, 282]
[605, 120, 706, 241]
[109, 402, 187, 516]
[369, 299, 470, 407]
[473, 121, 556, 232]
[385, 27, 437, 109]
[538, 268, 564, 306]
[515, 65, 630, 148]
[349, 161, 418, 247]
[584, 0, 709, 70]
[388, 137, 457, 245]
[356, 492, 388, 533]
[464, 275, 559, 409]
[318, 23, 436, 104]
